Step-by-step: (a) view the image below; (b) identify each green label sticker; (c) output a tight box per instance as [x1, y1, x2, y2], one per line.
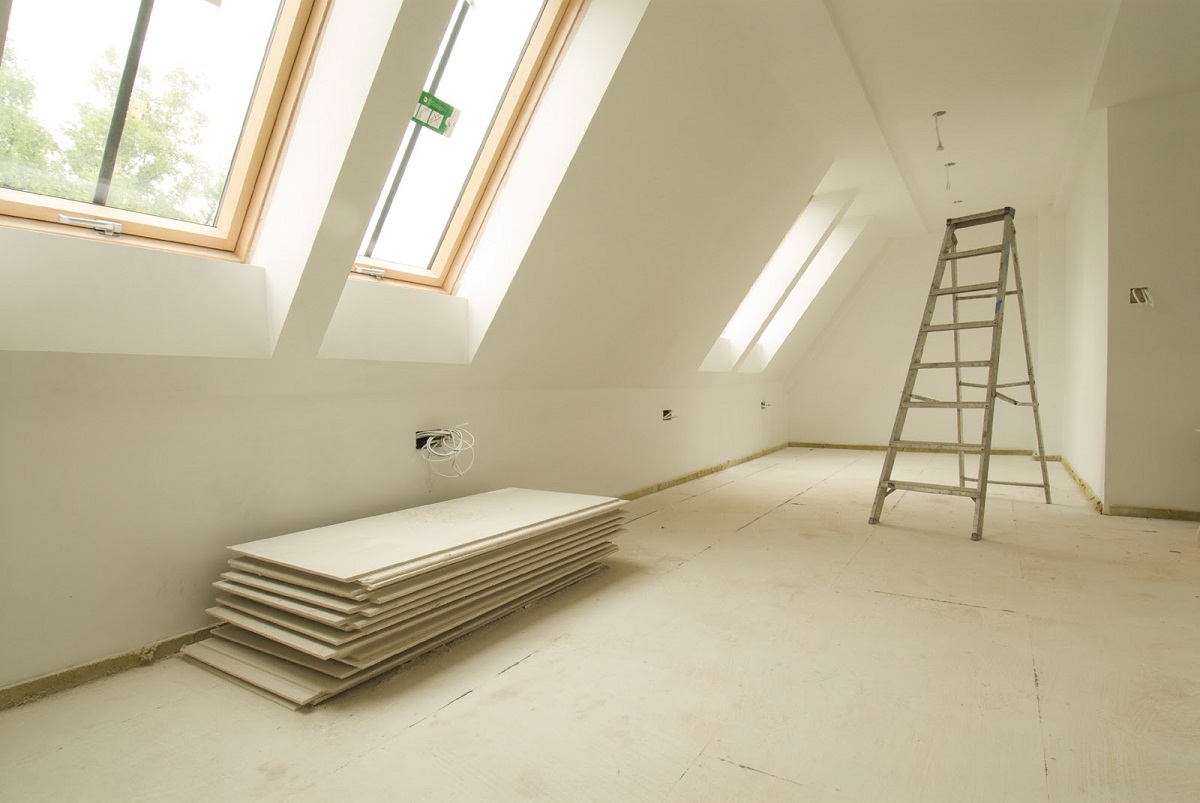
[413, 91, 459, 137]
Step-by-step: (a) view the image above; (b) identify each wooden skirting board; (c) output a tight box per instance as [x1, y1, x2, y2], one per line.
[789, 442, 1063, 459]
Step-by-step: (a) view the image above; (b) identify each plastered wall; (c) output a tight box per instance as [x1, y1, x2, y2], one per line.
[1105, 90, 1200, 513]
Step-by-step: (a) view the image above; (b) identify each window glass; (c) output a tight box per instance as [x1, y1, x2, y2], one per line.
[1, 0, 142, 203]
[361, 0, 546, 274]
[0, 0, 283, 227]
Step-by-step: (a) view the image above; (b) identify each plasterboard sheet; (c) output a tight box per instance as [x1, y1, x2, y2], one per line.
[186, 564, 604, 707]
[226, 557, 371, 600]
[311, 564, 605, 703]
[351, 506, 622, 589]
[367, 517, 623, 604]
[206, 549, 612, 663]
[229, 488, 623, 581]
[341, 552, 614, 666]
[328, 541, 616, 638]
[348, 531, 620, 624]
[214, 543, 616, 650]
[180, 655, 304, 710]
[223, 511, 620, 599]
[214, 527, 619, 630]
[220, 570, 368, 614]
[207, 605, 342, 660]
[213, 580, 357, 627]
[211, 625, 360, 679]
[182, 640, 327, 705]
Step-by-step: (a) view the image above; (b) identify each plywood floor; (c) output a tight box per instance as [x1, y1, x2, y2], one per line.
[2, 448, 1198, 801]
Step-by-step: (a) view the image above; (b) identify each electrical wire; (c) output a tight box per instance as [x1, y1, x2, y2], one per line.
[416, 424, 475, 478]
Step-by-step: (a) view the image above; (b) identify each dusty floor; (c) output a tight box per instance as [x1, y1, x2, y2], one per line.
[2, 447, 1198, 802]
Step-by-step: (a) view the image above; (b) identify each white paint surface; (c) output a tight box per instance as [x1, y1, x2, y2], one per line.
[1104, 90, 1200, 512]
[1059, 112, 1110, 501]
[0, 228, 268, 357]
[318, 280, 469, 364]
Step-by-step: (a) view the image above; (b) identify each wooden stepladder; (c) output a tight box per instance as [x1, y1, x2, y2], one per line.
[868, 207, 1051, 541]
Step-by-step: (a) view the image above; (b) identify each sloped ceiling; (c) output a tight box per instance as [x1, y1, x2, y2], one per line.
[473, 0, 833, 387]
[825, 0, 1119, 231]
[474, 0, 1200, 385]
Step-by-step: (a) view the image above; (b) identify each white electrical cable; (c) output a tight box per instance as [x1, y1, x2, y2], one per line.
[416, 424, 475, 478]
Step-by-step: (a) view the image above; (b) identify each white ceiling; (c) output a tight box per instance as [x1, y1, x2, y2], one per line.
[719, 0, 1200, 233]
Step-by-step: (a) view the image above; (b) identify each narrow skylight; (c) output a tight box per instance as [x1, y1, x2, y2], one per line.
[699, 191, 853, 372]
[756, 218, 866, 365]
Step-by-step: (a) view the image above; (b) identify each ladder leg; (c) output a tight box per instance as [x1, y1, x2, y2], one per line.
[1010, 238, 1053, 503]
[951, 258, 967, 488]
[870, 225, 958, 526]
[972, 215, 1015, 540]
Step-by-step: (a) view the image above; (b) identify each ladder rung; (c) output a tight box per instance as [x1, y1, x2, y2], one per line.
[959, 381, 989, 388]
[955, 292, 1007, 301]
[916, 360, 991, 369]
[987, 480, 1048, 488]
[931, 281, 1000, 297]
[941, 244, 1003, 261]
[884, 480, 979, 498]
[995, 392, 1034, 406]
[948, 207, 1013, 228]
[922, 320, 995, 332]
[996, 381, 1030, 388]
[892, 440, 983, 453]
[902, 400, 989, 409]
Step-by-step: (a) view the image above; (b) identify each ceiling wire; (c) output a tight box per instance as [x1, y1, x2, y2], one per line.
[933, 110, 947, 151]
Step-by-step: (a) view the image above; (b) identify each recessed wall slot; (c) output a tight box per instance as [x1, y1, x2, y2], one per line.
[1129, 287, 1153, 306]
[662, 409, 676, 421]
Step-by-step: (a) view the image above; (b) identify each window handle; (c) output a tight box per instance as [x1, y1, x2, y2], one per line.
[58, 215, 123, 236]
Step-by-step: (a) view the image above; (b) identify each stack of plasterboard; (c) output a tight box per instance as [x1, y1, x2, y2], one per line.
[183, 488, 624, 709]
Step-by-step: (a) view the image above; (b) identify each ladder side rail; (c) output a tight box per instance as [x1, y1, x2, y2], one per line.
[951, 255, 967, 488]
[1009, 234, 1053, 503]
[971, 213, 1015, 540]
[869, 224, 959, 525]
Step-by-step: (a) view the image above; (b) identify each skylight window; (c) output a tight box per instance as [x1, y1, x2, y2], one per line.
[355, 0, 580, 291]
[700, 192, 855, 372]
[0, 0, 325, 252]
[756, 219, 866, 363]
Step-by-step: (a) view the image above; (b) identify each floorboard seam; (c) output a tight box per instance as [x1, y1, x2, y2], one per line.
[496, 650, 539, 676]
[664, 741, 710, 796]
[1028, 616, 1052, 801]
[715, 756, 808, 788]
[871, 589, 995, 611]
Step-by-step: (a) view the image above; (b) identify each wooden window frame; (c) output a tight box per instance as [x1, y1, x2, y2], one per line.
[353, 0, 585, 293]
[0, 0, 329, 258]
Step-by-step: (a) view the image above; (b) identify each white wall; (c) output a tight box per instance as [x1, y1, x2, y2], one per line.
[0, 356, 785, 687]
[1059, 111, 1110, 501]
[1034, 211, 1065, 457]
[787, 233, 930, 446]
[1104, 90, 1200, 513]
